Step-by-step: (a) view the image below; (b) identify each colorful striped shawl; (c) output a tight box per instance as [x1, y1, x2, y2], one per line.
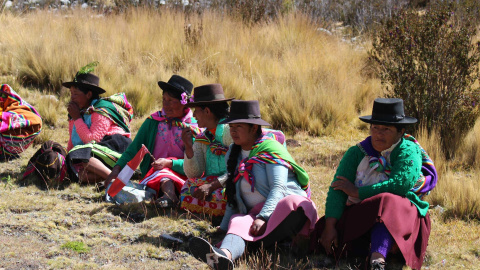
[148, 110, 201, 136]
[83, 93, 133, 133]
[195, 122, 229, 156]
[234, 135, 311, 197]
[0, 84, 42, 156]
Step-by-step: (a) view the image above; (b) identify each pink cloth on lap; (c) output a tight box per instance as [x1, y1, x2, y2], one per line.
[226, 195, 318, 242]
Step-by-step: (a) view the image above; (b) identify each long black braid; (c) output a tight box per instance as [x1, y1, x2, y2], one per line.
[225, 143, 242, 208]
[225, 125, 263, 208]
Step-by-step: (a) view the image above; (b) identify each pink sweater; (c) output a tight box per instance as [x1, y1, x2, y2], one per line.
[67, 112, 130, 151]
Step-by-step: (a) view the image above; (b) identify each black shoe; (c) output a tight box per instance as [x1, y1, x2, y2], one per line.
[189, 236, 234, 269]
[370, 260, 386, 270]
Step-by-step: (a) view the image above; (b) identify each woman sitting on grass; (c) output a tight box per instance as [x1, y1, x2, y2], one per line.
[105, 75, 200, 207]
[64, 62, 133, 184]
[180, 84, 234, 217]
[310, 98, 437, 270]
[189, 100, 318, 269]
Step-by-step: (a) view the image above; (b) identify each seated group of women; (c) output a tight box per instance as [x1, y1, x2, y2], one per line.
[20, 64, 437, 270]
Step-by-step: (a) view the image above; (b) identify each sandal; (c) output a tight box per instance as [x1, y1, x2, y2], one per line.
[153, 197, 177, 208]
[189, 236, 234, 269]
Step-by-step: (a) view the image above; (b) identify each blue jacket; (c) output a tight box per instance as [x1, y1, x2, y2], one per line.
[219, 146, 306, 231]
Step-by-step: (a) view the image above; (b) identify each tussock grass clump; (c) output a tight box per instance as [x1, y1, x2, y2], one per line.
[457, 116, 480, 169]
[417, 127, 480, 220]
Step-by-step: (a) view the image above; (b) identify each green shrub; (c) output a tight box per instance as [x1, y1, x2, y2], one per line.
[369, 2, 480, 158]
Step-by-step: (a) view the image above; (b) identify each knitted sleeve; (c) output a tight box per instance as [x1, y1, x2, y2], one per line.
[115, 119, 152, 171]
[67, 120, 74, 151]
[183, 141, 207, 179]
[222, 124, 234, 146]
[325, 146, 364, 219]
[358, 140, 422, 200]
[73, 113, 112, 144]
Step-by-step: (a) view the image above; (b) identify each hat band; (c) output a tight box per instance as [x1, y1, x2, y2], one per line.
[229, 113, 261, 119]
[169, 81, 186, 92]
[371, 112, 405, 122]
[194, 94, 227, 102]
[76, 79, 98, 86]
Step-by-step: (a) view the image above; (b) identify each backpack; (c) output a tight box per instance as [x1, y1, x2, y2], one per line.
[23, 141, 68, 184]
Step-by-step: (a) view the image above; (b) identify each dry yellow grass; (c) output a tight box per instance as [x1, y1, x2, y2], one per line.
[0, 9, 381, 134]
[0, 7, 479, 269]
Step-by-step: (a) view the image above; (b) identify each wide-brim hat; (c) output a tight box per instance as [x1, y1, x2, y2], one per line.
[186, 84, 234, 107]
[359, 98, 417, 125]
[158, 75, 194, 97]
[62, 73, 106, 95]
[219, 100, 271, 126]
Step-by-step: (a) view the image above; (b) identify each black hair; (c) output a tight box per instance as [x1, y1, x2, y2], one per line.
[394, 125, 407, 133]
[370, 123, 407, 133]
[77, 85, 100, 100]
[225, 124, 263, 208]
[163, 89, 182, 100]
[225, 143, 241, 208]
[199, 102, 230, 120]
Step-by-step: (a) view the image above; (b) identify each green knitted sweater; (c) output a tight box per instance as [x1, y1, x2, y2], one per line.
[325, 138, 429, 219]
[115, 118, 186, 177]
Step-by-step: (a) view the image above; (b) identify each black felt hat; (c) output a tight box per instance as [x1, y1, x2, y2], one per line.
[157, 75, 194, 97]
[186, 84, 234, 107]
[62, 62, 106, 95]
[359, 98, 417, 125]
[218, 100, 270, 126]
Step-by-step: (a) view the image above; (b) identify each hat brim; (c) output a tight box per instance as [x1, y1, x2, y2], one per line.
[219, 117, 271, 126]
[186, 98, 235, 107]
[62, 81, 106, 94]
[359, 115, 417, 125]
[158, 81, 186, 95]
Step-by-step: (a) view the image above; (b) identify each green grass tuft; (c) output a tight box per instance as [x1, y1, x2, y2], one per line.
[60, 241, 90, 254]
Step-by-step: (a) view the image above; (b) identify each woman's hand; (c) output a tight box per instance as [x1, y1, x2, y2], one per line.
[319, 218, 338, 255]
[331, 176, 359, 198]
[67, 101, 81, 120]
[192, 179, 223, 200]
[249, 218, 267, 236]
[192, 184, 212, 200]
[104, 165, 121, 189]
[151, 158, 173, 170]
[181, 128, 195, 158]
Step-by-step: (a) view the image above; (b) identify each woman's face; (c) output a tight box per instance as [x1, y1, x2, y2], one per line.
[163, 92, 185, 118]
[229, 123, 259, 149]
[192, 106, 208, 127]
[70, 86, 92, 109]
[370, 124, 404, 152]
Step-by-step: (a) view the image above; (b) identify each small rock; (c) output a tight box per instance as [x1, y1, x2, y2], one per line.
[434, 205, 445, 214]
[286, 139, 301, 147]
[160, 233, 183, 244]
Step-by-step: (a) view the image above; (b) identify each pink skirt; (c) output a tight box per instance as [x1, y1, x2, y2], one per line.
[226, 195, 318, 241]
